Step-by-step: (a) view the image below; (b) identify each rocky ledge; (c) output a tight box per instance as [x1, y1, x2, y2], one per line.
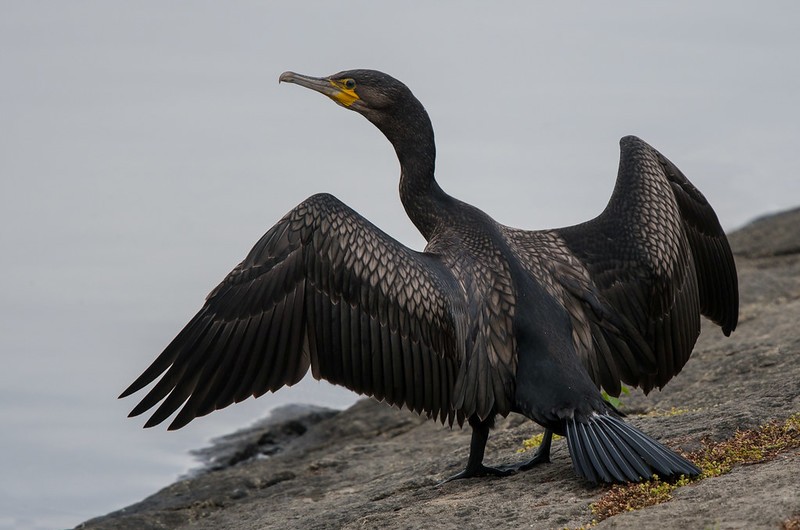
[80, 208, 800, 529]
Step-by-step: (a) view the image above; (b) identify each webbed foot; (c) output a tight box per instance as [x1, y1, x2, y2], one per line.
[496, 448, 550, 473]
[438, 464, 515, 485]
[497, 429, 553, 473]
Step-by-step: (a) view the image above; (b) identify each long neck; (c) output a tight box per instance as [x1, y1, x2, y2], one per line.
[373, 101, 449, 240]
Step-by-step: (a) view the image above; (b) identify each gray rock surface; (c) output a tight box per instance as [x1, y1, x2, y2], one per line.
[79, 208, 800, 530]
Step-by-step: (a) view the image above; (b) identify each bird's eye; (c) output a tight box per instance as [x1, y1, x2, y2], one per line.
[343, 78, 356, 90]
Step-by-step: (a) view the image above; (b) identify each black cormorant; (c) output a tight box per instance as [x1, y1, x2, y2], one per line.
[120, 69, 738, 484]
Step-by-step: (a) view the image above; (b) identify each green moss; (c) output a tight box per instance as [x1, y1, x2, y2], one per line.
[518, 432, 563, 453]
[695, 412, 799, 478]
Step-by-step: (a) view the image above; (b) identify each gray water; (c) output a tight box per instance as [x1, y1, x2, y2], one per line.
[2, 3, 799, 529]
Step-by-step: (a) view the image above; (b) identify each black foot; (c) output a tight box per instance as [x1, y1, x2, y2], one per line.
[496, 449, 551, 473]
[438, 464, 515, 485]
[497, 429, 553, 473]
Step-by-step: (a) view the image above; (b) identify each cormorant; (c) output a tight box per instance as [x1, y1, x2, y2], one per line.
[120, 69, 738, 484]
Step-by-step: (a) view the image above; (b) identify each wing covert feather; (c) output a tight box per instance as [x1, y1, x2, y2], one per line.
[559, 136, 737, 393]
[508, 136, 738, 396]
[121, 193, 466, 428]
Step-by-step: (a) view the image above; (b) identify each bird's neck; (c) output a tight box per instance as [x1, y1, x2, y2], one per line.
[378, 105, 449, 241]
[397, 143, 447, 241]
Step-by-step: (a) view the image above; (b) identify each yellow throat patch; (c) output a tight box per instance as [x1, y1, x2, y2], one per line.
[329, 80, 359, 107]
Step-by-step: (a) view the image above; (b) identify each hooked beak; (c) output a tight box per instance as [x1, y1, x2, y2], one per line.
[279, 71, 361, 109]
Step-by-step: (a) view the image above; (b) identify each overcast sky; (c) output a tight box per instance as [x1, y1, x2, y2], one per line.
[1, 2, 798, 529]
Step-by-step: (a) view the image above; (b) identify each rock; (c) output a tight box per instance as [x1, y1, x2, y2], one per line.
[189, 404, 339, 473]
[727, 207, 800, 258]
[78, 208, 800, 530]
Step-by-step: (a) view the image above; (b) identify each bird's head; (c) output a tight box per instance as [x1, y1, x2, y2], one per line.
[279, 69, 417, 126]
[279, 69, 434, 167]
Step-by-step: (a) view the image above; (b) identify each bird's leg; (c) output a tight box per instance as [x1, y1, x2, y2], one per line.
[440, 415, 514, 483]
[497, 429, 553, 473]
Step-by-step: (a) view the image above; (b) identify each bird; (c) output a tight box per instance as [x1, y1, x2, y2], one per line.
[120, 69, 738, 484]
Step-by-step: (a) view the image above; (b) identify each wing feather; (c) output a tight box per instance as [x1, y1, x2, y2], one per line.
[506, 136, 738, 396]
[658, 151, 739, 334]
[121, 193, 466, 428]
[558, 136, 737, 393]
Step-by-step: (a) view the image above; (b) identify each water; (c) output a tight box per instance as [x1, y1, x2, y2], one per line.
[2, 3, 799, 529]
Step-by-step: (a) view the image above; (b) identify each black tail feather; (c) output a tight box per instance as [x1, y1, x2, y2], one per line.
[583, 421, 627, 482]
[593, 416, 653, 479]
[565, 413, 700, 483]
[580, 422, 616, 482]
[566, 421, 598, 483]
[598, 415, 697, 474]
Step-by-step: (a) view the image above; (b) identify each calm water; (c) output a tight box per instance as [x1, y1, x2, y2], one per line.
[2, 3, 799, 529]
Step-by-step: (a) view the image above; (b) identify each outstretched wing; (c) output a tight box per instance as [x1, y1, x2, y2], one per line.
[509, 136, 738, 395]
[121, 193, 467, 429]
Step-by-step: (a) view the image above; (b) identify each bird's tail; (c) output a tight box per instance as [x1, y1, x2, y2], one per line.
[564, 413, 700, 483]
